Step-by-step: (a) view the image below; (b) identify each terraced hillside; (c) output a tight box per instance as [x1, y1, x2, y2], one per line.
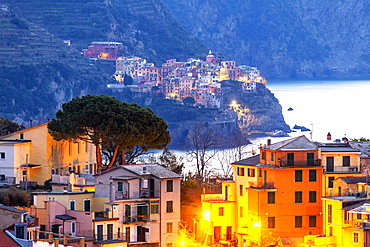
[0, 8, 109, 124]
[3, 0, 207, 63]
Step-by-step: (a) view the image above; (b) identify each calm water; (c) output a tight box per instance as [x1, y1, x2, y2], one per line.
[168, 78, 370, 174]
[266, 78, 370, 142]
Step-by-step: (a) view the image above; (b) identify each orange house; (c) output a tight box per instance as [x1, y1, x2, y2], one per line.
[233, 136, 323, 246]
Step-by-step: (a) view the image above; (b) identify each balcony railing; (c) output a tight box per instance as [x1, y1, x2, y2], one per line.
[279, 160, 321, 167]
[344, 220, 370, 230]
[115, 189, 159, 200]
[248, 181, 275, 189]
[123, 215, 149, 223]
[324, 166, 360, 173]
[93, 233, 126, 241]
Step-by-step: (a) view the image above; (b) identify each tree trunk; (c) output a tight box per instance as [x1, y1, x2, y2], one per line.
[96, 143, 103, 173]
[121, 150, 126, 165]
[106, 145, 120, 170]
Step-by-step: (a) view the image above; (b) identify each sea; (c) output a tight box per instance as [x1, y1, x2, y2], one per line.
[161, 78, 370, 175]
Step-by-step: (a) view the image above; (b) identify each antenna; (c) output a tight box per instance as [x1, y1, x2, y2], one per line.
[310, 123, 313, 140]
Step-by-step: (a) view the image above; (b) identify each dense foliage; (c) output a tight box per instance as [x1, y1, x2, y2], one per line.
[48, 95, 171, 170]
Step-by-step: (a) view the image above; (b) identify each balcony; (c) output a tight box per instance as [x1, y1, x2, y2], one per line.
[115, 189, 159, 200]
[123, 215, 149, 223]
[344, 220, 370, 230]
[248, 181, 275, 189]
[279, 160, 321, 167]
[324, 166, 360, 173]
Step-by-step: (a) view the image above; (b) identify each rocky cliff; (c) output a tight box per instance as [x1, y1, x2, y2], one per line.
[162, 0, 370, 78]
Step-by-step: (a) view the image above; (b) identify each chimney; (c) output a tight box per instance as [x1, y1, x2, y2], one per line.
[267, 139, 271, 146]
[327, 132, 331, 141]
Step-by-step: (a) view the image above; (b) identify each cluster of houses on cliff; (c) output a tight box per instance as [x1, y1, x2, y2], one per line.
[82, 41, 265, 109]
[3, 120, 370, 246]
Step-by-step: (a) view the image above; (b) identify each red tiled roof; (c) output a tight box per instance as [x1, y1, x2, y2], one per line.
[0, 231, 21, 247]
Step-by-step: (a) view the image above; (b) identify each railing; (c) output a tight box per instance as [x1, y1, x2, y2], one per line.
[279, 160, 321, 167]
[123, 215, 149, 223]
[248, 181, 275, 189]
[115, 189, 160, 200]
[324, 166, 360, 173]
[93, 233, 126, 241]
[344, 221, 370, 229]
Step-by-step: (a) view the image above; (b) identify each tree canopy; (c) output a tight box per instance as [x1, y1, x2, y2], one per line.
[48, 95, 171, 171]
[0, 116, 25, 136]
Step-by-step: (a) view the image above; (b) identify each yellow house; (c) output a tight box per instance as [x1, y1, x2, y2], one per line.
[0, 122, 96, 185]
[304, 197, 370, 247]
[319, 142, 362, 197]
[197, 180, 236, 245]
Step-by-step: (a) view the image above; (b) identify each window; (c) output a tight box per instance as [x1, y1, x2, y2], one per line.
[70, 200, 75, 210]
[329, 226, 333, 236]
[166, 201, 173, 213]
[237, 167, 245, 176]
[261, 151, 265, 160]
[295, 170, 303, 182]
[71, 222, 76, 236]
[309, 191, 317, 203]
[85, 141, 88, 153]
[240, 206, 243, 218]
[328, 205, 332, 223]
[151, 201, 159, 214]
[271, 152, 275, 161]
[239, 185, 243, 196]
[0, 152, 5, 159]
[268, 192, 275, 204]
[309, 170, 317, 182]
[328, 177, 335, 188]
[353, 232, 359, 243]
[343, 156, 350, 166]
[268, 217, 275, 228]
[248, 168, 255, 177]
[97, 225, 103, 241]
[68, 143, 72, 156]
[295, 216, 302, 228]
[77, 142, 80, 154]
[167, 180, 173, 192]
[167, 222, 173, 233]
[167, 243, 173, 247]
[259, 170, 262, 177]
[118, 182, 123, 192]
[219, 207, 224, 216]
[357, 213, 362, 220]
[295, 191, 303, 203]
[307, 152, 315, 166]
[84, 199, 91, 212]
[287, 153, 294, 166]
[309, 216, 316, 227]
[20, 133, 24, 139]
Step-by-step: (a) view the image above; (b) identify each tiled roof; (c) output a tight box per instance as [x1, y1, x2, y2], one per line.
[232, 155, 260, 166]
[122, 164, 182, 179]
[265, 135, 317, 151]
[0, 231, 21, 246]
[0, 204, 27, 214]
[337, 177, 370, 184]
[349, 141, 370, 158]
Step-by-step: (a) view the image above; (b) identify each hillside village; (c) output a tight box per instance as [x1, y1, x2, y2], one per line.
[83, 41, 265, 109]
[2, 121, 370, 246]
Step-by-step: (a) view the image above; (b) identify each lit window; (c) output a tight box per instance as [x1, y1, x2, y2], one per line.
[268, 217, 275, 228]
[167, 222, 173, 233]
[219, 207, 224, 216]
[353, 232, 359, 243]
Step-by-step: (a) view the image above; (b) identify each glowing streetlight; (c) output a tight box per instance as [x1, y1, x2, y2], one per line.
[203, 210, 211, 221]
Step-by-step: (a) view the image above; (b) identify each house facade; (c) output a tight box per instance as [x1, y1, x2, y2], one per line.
[0, 122, 96, 185]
